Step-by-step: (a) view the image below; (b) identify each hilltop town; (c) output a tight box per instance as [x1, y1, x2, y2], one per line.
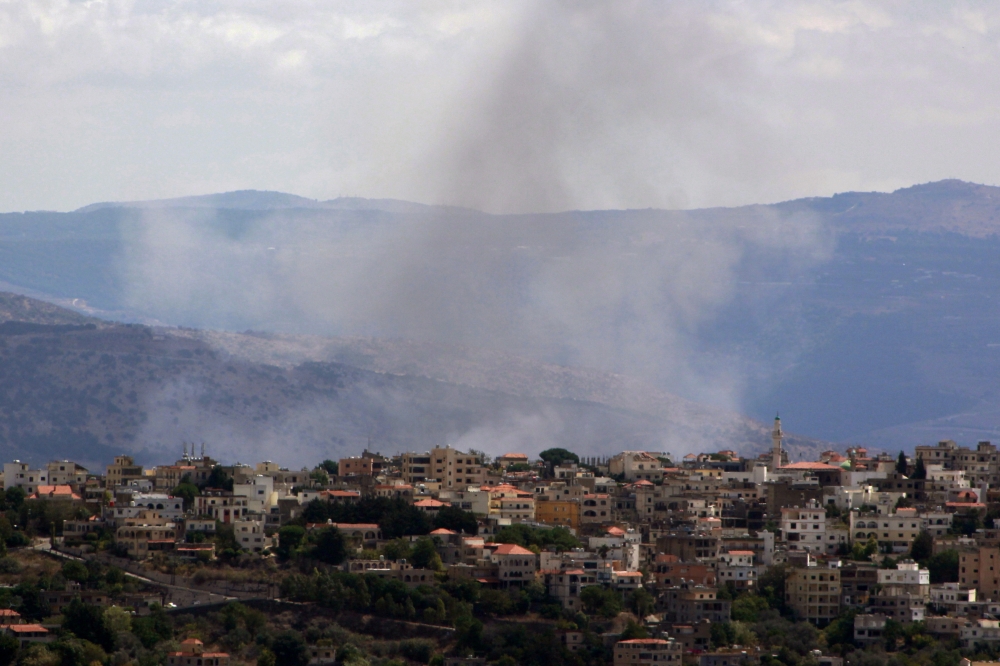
[0, 419, 995, 665]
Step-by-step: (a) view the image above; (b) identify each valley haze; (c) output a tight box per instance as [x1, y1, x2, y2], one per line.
[1, 180, 1000, 467]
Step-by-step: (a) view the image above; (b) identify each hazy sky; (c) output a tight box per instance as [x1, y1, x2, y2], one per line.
[2, 1, 1000, 213]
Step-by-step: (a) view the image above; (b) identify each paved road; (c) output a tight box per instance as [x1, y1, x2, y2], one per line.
[33, 541, 236, 608]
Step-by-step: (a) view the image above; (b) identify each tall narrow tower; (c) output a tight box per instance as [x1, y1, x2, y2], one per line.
[771, 415, 784, 471]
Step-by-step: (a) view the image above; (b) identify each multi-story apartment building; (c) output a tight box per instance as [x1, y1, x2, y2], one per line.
[961, 619, 1000, 649]
[608, 452, 664, 482]
[840, 561, 878, 607]
[656, 533, 720, 561]
[338, 451, 387, 477]
[916, 440, 1000, 487]
[652, 555, 716, 587]
[535, 498, 580, 530]
[580, 494, 613, 525]
[400, 447, 486, 490]
[116, 511, 177, 559]
[659, 583, 731, 623]
[785, 564, 841, 625]
[959, 546, 1000, 601]
[107, 492, 184, 526]
[0, 460, 86, 494]
[717, 551, 756, 591]
[106, 456, 145, 489]
[490, 543, 538, 588]
[850, 507, 922, 553]
[613, 638, 683, 666]
[543, 569, 599, 610]
[195, 490, 250, 523]
[3, 461, 47, 494]
[854, 614, 887, 644]
[780, 501, 829, 553]
[44, 461, 88, 488]
[233, 475, 275, 513]
[869, 593, 926, 623]
[233, 518, 272, 553]
[438, 489, 490, 516]
[878, 560, 930, 598]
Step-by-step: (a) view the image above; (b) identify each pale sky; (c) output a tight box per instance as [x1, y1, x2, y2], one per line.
[3, 1, 1000, 213]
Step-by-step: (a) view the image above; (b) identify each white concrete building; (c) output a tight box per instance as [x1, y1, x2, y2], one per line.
[781, 501, 827, 552]
[961, 619, 1000, 649]
[718, 550, 756, 590]
[878, 560, 930, 586]
[233, 475, 276, 514]
[3, 462, 47, 494]
[233, 518, 272, 553]
[854, 614, 887, 644]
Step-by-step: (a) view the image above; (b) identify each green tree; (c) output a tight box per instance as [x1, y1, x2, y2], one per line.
[732, 594, 769, 622]
[758, 564, 790, 614]
[312, 527, 347, 565]
[629, 587, 655, 618]
[913, 457, 927, 479]
[411, 537, 443, 570]
[824, 609, 857, 649]
[433, 506, 478, 535]
[170, 483, 199, 511]
[896, 451, 908, 475]
[492, 524, 581, 551]
[580, 586, 622, 617]
[62, 599, 115, 652]
[103, 605, 132, 634]
[883, 619, 905, 651]
[277, 525, 306, 560]
[620, 620, 648, 640]
[61, 560, 89, 584]
[711, 622, 736, 648]
[271, 630, 309, 666]
[206, 466, 234, 492]
[927, 549, 959, 583]
[0, 632, 17, 666]
[381, 539, 412, 561]
[3, 488, 24, 511]
[538, 448, 579, 476]
[131, 605, 173, 649]
[320, 460, 339, 475]
[256, 648, 277, 666]
[910, 531, 934, 562]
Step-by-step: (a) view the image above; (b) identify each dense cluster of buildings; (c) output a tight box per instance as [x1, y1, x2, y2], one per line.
[10, 419, 1000, 664]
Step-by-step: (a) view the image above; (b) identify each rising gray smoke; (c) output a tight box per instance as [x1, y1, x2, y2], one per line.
[419, 1, 779, 214]
[120, 2, 833, 458]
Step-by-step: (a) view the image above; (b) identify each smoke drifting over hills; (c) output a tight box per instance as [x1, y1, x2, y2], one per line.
[113, 4, 836, 461]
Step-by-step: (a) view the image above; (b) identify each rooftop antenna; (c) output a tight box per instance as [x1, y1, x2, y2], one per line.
[201, 442, 205, 459]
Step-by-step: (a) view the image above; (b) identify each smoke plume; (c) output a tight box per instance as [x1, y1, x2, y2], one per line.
[119, 2, 834, 458]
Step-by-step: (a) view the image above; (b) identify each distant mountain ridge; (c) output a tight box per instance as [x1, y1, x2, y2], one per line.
[75, 190, 472, 215]
[0, 292, 829, 468]
[1, 180, 999, 455]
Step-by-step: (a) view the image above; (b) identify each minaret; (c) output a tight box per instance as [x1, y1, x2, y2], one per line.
[771, 415, 784, 471]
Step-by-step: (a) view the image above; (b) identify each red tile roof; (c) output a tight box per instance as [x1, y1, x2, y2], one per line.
[414, 499, 450, 507]
[492, 543, 535, 556]
[780, 462, 843, 471]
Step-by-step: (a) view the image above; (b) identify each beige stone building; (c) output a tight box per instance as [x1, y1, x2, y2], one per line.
[785, 565, 841, 625]
[400, 447, 486, 490]
[614, 639, 683, 666]
[960, 546, 1000, 601]
[106, 455, 145, 489]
